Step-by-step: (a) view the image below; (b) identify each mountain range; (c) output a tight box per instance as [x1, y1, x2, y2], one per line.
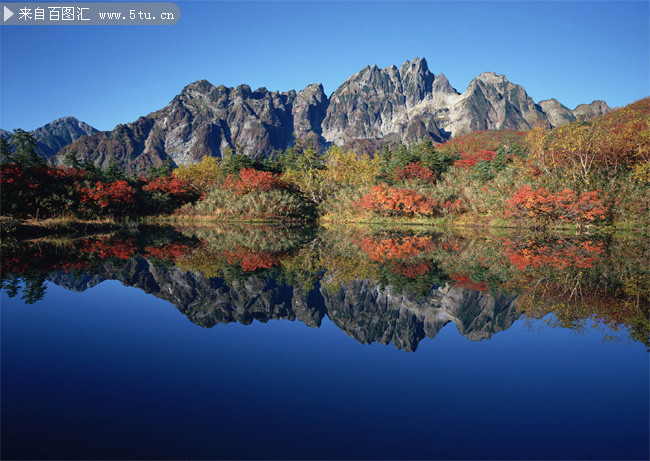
[0, 116, 98, 159]
[3, 58, 612, 173]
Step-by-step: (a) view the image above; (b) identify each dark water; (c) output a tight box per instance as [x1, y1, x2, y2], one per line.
[1, 225, 648, 460]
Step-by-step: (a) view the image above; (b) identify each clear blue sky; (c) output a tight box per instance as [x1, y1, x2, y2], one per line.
[1, 0, 648, 132]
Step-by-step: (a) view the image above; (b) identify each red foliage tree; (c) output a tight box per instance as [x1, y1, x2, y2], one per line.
[222, 248, 281, 271]
[80, 238, 136, 260]
[442, 198, 464, 215]
[144, 243, 191, 262]
[0, 164, 24, 185]
[392, 261, 434, 279]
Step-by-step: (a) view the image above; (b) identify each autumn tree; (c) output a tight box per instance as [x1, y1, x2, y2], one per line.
[318, 145, 381, 190]
[527, 98, 650, 186]
[174, 155, 226, 193]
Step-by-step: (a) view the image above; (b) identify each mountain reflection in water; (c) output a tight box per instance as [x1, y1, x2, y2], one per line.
[2, 224, 648, 351]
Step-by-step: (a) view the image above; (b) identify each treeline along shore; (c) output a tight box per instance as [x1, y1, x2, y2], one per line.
[1, 98, 648, 233]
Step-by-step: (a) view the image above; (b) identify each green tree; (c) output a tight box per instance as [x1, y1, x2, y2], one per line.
[280, 138, 326, 203]
[10, 129, 43, 167]
[0, 137, 11, 164]
[147, 158, 175, 179]
[221, 153, 256, 176]
[63, 150, 82, 169]
[101, 161, 127, 182]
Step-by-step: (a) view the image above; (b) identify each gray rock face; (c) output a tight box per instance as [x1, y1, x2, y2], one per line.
[573, 100, 612, 121]
[321, 57, 452, 145]
[446, 72, 552, 135]
[56, 81, 328, 173]
[49, 259, 520, 351]
[322, 63, 555, 145]
[49, 57, 612, 174]
[293, 83, 328, 137]
[538, 99, 613, 127]
[539, 99, 577, 127]
[0, 116, 98, 159]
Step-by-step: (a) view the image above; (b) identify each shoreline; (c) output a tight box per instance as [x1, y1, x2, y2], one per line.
[2, 214, 647, 238]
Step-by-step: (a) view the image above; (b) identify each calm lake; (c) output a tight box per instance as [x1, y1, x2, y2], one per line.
[1, 224, 648, 460]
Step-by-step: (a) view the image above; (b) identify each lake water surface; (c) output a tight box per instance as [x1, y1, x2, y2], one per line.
[2, 225, 648, 460]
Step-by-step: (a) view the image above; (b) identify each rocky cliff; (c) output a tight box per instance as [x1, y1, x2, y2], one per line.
[573, 100, 612, 121]
[52, 58, 613, 173]
[55, 81, 327, 174]
[538, 98, 612, 127]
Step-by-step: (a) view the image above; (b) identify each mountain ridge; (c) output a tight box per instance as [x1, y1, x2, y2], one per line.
[7, 58, 614, 173]
[1, 116, 98, 159]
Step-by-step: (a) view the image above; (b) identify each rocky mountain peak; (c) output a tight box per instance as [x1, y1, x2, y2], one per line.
[475, 71, 508, 84]
[233, 84, 252, 98]
[182, 79, 214, 95]
[538, 98, 564, 108]
[399, 56, 428, 74]
[573, 100, 612, 121]
[26, 116, 99, 159]
[538, 98, 576, 127]
[52, 58, 615, 173]
[432, 73, 458, 95]
[577, 100, 610, 112]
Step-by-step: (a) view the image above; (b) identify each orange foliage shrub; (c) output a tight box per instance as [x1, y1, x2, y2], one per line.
[437, 129, 527, 153]
[442, 199, 464, 215]
[222, 248, 281, 271]
[355, 184, 438, 217]
[392, 261, 434, 279]
[222, 168, 287, 195]
[454, 149, 496, 169]
[393, 162, 436, 183]
[142, 175, 197, 198]
[80, 180, 135, 208]
[506, 185, 607, 224]
[80, 238, 136, 260]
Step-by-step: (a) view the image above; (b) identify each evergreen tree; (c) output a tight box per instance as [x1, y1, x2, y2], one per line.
[63, 150, 82, 169]
[0, 137, 11, 164]
[10, 129, 43, 167]
[146, 158, 174, 179]
[102, 161, 127, 182]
